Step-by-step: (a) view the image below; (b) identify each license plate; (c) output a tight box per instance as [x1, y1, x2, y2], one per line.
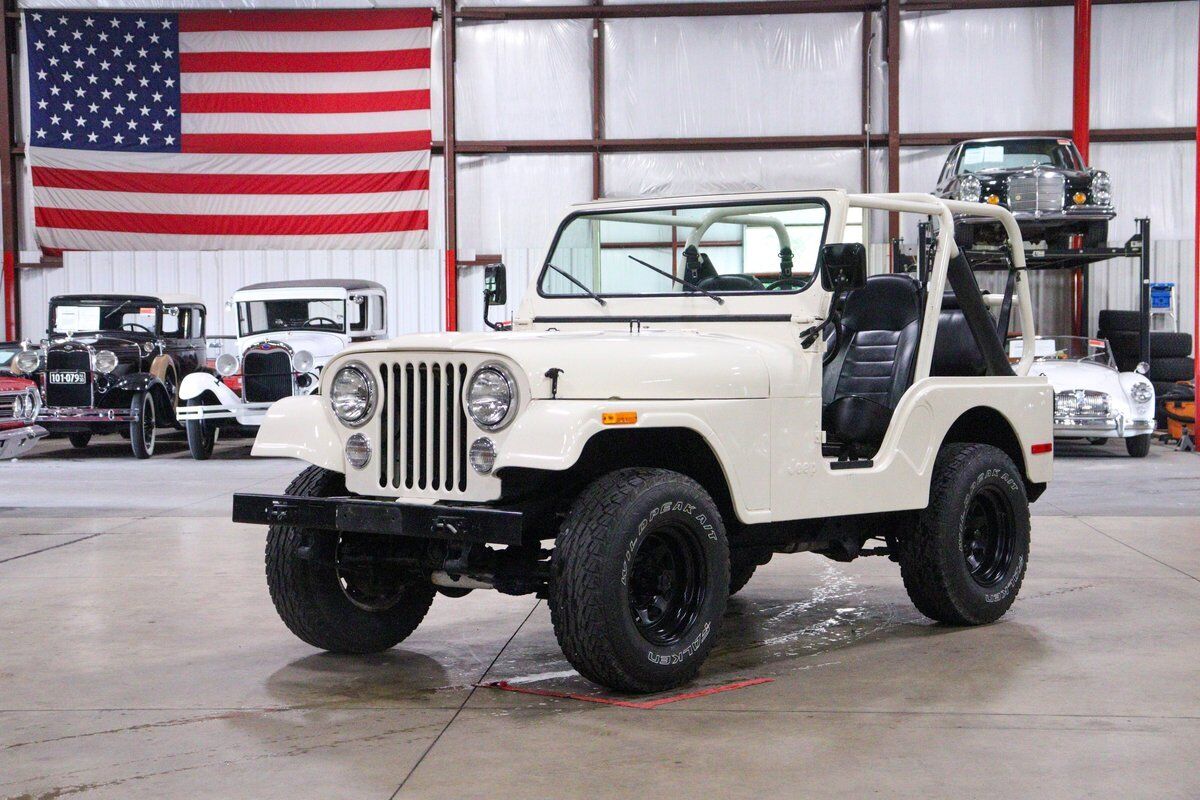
[49, 370, 87, 384]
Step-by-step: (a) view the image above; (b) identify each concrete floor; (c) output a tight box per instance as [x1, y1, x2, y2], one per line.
[1, 433, 1198, 799]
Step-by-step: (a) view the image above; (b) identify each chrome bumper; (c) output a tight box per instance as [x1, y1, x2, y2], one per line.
[959, 206, 1115, 225]
[38, 406, 137, 423]
[0, 424, 48, 459]
[1054, 415, 1154, 438]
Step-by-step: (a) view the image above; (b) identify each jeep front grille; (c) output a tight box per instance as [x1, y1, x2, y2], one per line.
[1007, 171, 1066, 215]
[377, 360, 469, 493]
[242, 349, 293, 403]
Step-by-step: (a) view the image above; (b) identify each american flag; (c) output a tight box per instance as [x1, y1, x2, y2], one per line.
[25, 9, 431, 252]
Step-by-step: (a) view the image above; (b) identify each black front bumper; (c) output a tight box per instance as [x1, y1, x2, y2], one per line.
[232, 493, 524, 546]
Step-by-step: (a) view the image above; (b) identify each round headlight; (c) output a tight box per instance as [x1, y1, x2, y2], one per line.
[291, 349, 314, 374]
[94, 349, 118, 374]
[1091, 171, 1112, 205]
[330, 363, 376, 426]
[24, 390, 39, 421]
[345, 433, 372, 469]
[14, 350, 40, 375]
[957, 174, 982, 203]
[467, 365, 516, 430]
[469, 437, 496, 474]
[1130, 381, 1153, 404]
[11, 393, 25, 420]
[215, 353, 239, 377]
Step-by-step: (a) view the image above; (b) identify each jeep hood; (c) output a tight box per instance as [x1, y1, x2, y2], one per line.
[342, 330, 774, 400]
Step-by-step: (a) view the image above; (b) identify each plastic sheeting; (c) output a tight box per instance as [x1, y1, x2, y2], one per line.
[605, 14, 864, 139]
[603, 149, 865, 198]
[455, 154, 592, 252]
[1093, 1, 1198, 130]
[19, 1, 431, 8]
[1092, 141, 1196, 242]
[901, 7, 1073, 133]
[457, 20, 593, 140]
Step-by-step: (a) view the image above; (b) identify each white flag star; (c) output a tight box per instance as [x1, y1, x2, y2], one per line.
[84, 17, 94, 27]
[136, 18, 146, 29]
[88, 102, 98, 113]
[139, 106, 150, 116]
[152, 120, 163, 131]
[162, 18, 172, 29]
[98, 32, 108, 43]
[110, 18, 120, 28]
[163, 78, 175, 88]
[71, 29, 82, 40]
[35, 128, 46, 138]
[101, 118, 112, 128]
[165, 106, 176, 117]
[49, 114, 60, 125]
[61, 129, 72, 140]
[149, 33, 160, 44]
[138, 77, 149, 88]
[114, 133, 124, 144]
[33, 40, 45, 51]
[75, 116, 85, 126]
[48, 85, 60, 96]
[62, 100, 74, 111]
[151, 92, 162, 102]
[139, 134, 150, 145]
[114, 104, 125, 115]
[99, 60, 110, 71]
[87, 132, 98, 142]
[164, 134, 175, 145]
[87, 74, 97, 84]
[100, 89, 111, 99]
[162, 48, 174, 60]
[123, 33, 134, 44]
[36, 69, 47, 80]
[36, 99, 48, 110]
[127, 119, 137, 130]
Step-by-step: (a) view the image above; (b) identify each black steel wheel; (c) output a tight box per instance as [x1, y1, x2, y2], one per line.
[266, 466, 435, 654]
[129, 390, 155, 459]
[185, 397, 216, 460]
[896, 443, 1030, 625]
[68, 432, 92, 449]
[550, 468, 729, 694]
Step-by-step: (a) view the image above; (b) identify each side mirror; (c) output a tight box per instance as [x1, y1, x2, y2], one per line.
[484, 263, 507, 306]
[1135, 361, 1150, 375]
[819, 243, 867, 293]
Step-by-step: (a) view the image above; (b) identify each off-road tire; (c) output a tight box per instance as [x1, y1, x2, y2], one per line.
[265, 466, 435, 654]
[897, 443, 1030, 625]
[185, 397, 216, 460]
[68, 432, 91, 448]
[728, 553, 758, 596]
[1125, 434, 1151, 458]
[549, 468, 729, 693]
[129, 390, 155, 459]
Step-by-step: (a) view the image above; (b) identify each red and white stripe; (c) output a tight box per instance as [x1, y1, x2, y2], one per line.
[30, 8, 431, 252]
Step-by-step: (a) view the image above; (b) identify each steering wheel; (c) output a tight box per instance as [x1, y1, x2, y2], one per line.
[122, 322, 153, 334]
[302, 317, 339, 328]
[766, 277, 807, 291]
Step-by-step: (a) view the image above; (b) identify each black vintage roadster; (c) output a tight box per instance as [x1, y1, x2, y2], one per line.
[13, 293, 208, 458]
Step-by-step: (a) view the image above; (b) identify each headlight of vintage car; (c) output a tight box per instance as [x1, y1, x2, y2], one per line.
[10, 392, 26, 420]
[1130, 381, 1153, 404]
[467, 364, 517, 430]
[329, 362, 376, 426]
[957, 174, 982, 203]
[18, 390, 38, 421]
[1091, 171, 1112, 205]
[215, 353, 240, 377]
[1055, 389, 1110, 417]
[93, 349, 118, 374]
[14, 349, 40, 375]
[291, 349, 314, 374]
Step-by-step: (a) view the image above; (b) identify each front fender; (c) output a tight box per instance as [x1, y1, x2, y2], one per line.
[113, 373, 165, 395]
[251, 395, 344, 471]
[179, 371, 225, 401]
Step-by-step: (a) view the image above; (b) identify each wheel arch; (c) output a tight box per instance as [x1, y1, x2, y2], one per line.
[939, 405, 1045, 501]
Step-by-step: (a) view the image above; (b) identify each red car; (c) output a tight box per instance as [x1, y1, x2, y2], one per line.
[0, 376, 46, 459]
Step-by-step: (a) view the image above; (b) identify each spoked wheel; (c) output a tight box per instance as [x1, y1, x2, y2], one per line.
[897, 443, 1030, 625]
[550, 468, 729, 693]
[627, 524, 708, 647]
[129, 390, 156, 459]
[961, 485, 1017, 589]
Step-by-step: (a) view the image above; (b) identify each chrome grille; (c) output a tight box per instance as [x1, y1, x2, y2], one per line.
[0, 392, 16, 419]
[377, 360, 469, 493]
[45, 348, 92, 407]
[1006, 171, 1066, 215]
[242, 348, 293, 403]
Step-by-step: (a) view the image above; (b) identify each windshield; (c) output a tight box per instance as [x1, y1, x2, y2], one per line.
[50, 300, 159, 335]
[238, 299, 347, 336]
[958, 140, 1080, 174]
[539, 199, 830, 299]
[1009, 336, 1114, 367]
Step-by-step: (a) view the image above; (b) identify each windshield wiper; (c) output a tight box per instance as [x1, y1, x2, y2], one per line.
[626, 255, 724, 305]
[545, 263, 606, 307]
[102, 299, 133, 320]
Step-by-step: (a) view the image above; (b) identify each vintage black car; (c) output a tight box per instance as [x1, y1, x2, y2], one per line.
[13, 293, 207, 458]
[934, 137, 1115, 250]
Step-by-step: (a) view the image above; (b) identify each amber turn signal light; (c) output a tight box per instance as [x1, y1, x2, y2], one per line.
[985, 195, 1000, 204]
[602, 411, 638, 425]
[1073, 192, 1087, 205]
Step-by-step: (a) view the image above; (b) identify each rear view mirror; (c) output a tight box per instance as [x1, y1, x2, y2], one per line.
[484, 263, 507, 306]
[820, 243, 868, 293]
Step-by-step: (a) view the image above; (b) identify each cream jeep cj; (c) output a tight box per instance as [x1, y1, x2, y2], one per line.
[234, 190, 1053, 693]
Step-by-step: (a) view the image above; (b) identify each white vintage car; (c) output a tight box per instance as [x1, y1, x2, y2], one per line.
[177, 279, 387, 459]
[232, 191, 1054, 694]
[1014, 336, 1155, 457]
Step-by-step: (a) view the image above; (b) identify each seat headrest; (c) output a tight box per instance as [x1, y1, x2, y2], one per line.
[940, 291, 963, 311]
[841, 274, 920, 332]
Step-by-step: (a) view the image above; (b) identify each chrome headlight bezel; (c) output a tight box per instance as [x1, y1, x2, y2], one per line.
[19, 389, 39, 421]
[957, 174, 982, 203]
[291, 349, 314, 374]
[14, 349, 41, 375]
[1130, 381, 1153, 405]
[215, 353, 240, 377]
[466, 362, 518, 431]
[1091, 171, 1112, 205]
[94, 349, 118, 374]
[329, 361, 377, 427]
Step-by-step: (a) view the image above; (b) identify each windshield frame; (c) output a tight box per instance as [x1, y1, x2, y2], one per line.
[236, 298, 349, 337]
[1021, 336, 1117, 369]
[48, 297, 163, 336]
[536, 196, 832, 301]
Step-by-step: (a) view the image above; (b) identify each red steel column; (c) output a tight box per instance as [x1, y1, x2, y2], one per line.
[442, 0, 459, 332]
[1193, 2, 1199, 440]
[1073, 0, 1092, 163]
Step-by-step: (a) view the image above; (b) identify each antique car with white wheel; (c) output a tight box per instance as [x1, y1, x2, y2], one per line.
[0, 376, 46, 459]
[177, 280, 387, 460]
[14, 293, 207, 459]
[1015, 336, 1155, 457]
[233, 190, 1053, 694]
[935, 137, 1115, 250]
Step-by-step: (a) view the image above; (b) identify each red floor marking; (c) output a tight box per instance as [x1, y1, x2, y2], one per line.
[480, 677, 774, 709]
